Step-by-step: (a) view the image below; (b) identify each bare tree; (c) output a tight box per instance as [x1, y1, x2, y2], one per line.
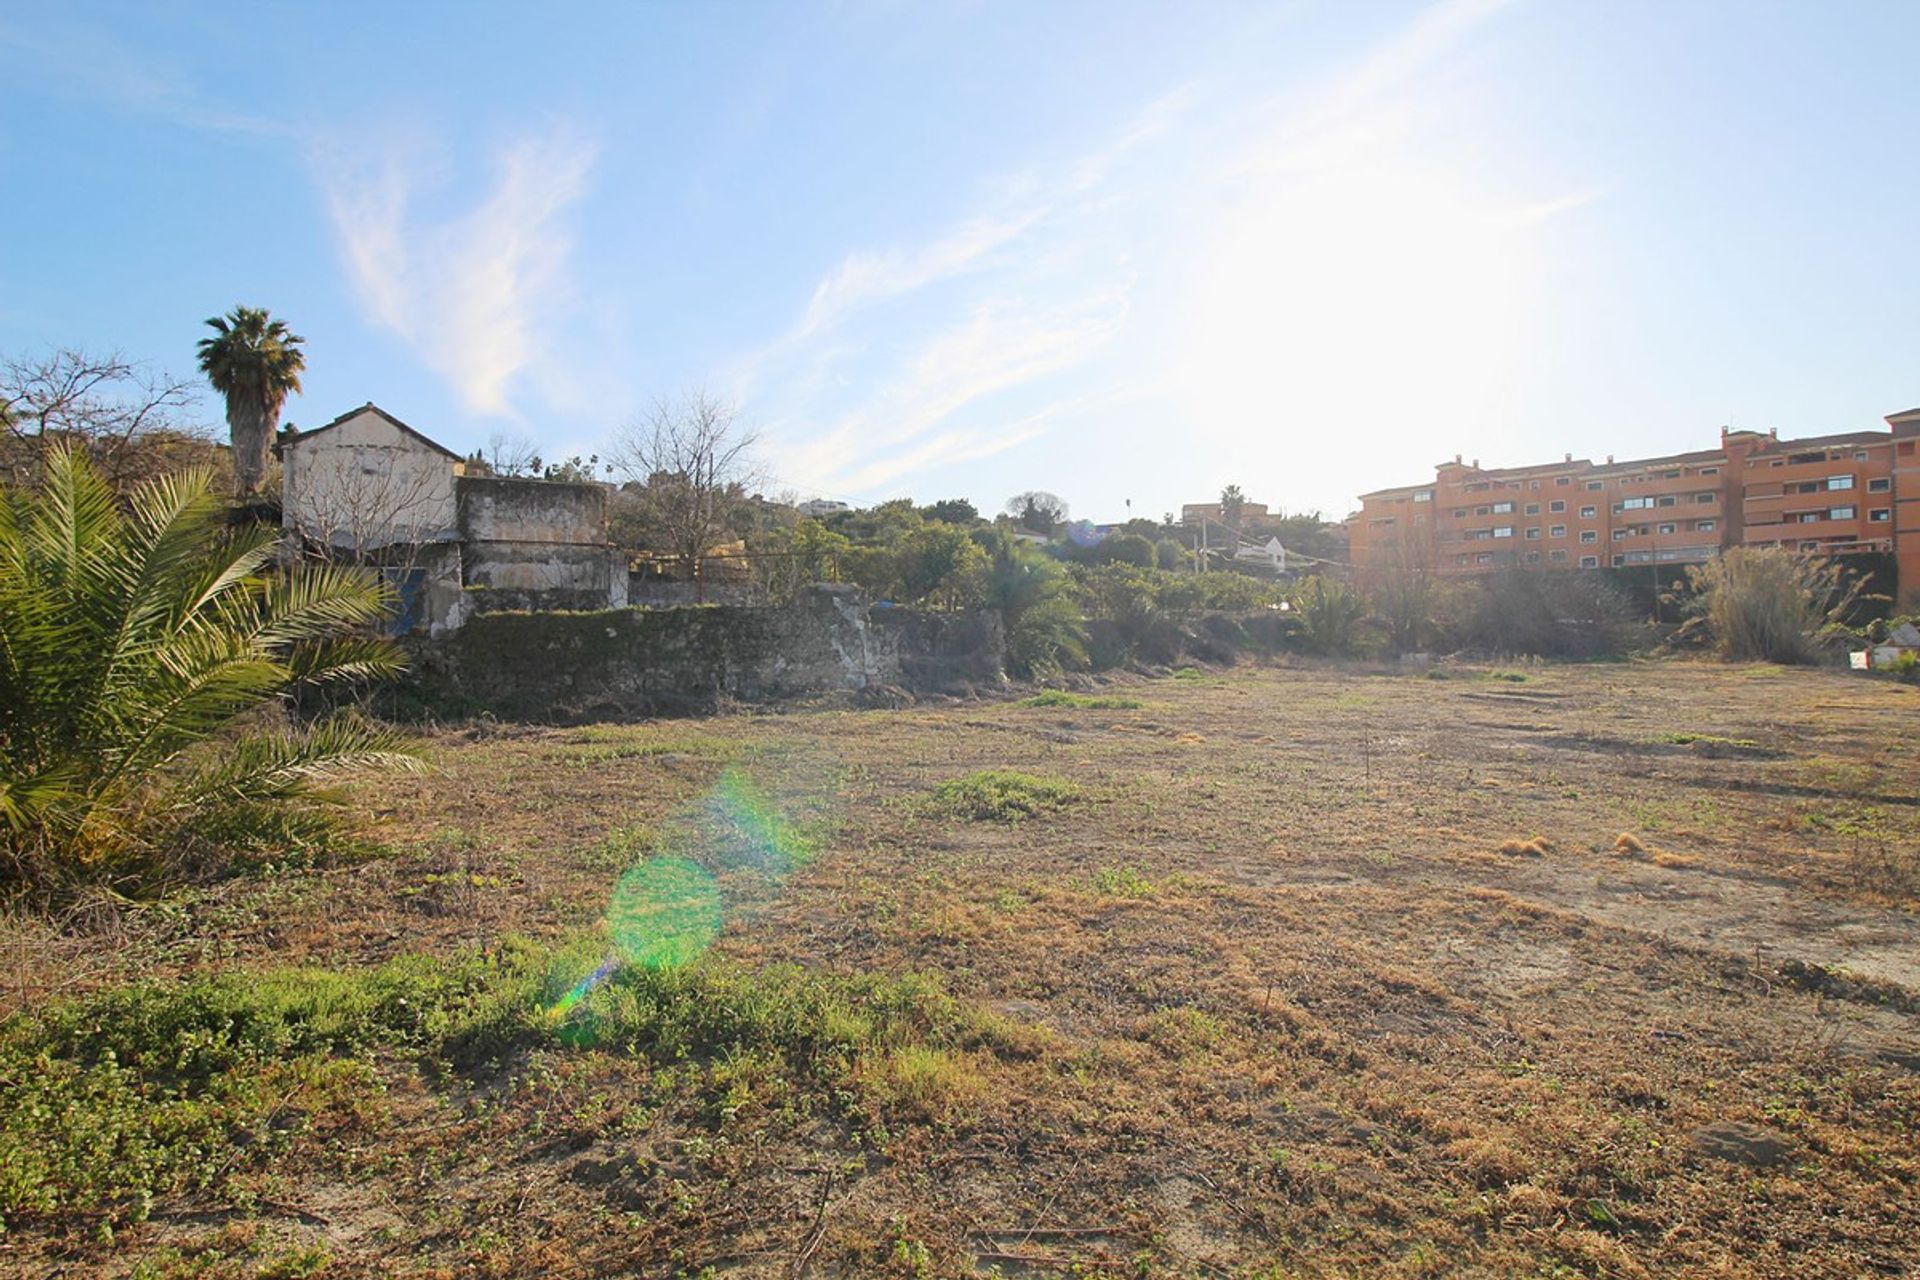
[1364, 516, 1443, 653]
[485, 432, 541, 477]
[1, 348, 208, 488]
[611, 392, 762, 600]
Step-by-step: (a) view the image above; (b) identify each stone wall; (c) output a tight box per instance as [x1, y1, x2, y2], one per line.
[405, 585, 1004, 720]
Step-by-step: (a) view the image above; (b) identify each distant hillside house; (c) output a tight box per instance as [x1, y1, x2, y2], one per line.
[1181, 500, 1271, 527]
[797, 498, 850, 519]
[280, 403, 626, 635]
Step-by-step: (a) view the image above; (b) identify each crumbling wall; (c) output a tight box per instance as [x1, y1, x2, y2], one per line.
[456, 475, 616, 595]
[405, 585, 1004, 720]
[457, 475, 605, 544]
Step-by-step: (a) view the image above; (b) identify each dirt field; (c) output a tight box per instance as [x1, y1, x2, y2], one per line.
[6, 658, 1919, 1279]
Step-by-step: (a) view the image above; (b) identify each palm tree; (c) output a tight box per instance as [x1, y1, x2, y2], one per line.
[197, 306, 307, 498]
[0, 446, 418, 897]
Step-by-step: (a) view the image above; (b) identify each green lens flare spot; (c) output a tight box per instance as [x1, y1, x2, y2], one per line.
[607, 855, 723, 970]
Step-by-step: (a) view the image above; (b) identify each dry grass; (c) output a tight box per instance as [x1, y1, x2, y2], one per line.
[5, 660, 1919, 1278]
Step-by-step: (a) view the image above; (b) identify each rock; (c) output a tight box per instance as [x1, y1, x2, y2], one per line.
[1688, 1121, 1794, 1168]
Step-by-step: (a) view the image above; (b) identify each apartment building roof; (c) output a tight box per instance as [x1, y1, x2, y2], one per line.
[1591, 447, 1728, 474]
[1763, 430, 1893, 452]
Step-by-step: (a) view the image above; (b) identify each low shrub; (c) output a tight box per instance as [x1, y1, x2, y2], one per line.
[1018, 690, 1143, 710]
[926, 770, 1080, 822]
[0, 943, 1009, 1231]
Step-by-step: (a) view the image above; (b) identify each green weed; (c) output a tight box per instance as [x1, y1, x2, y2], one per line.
[1018, 689, 1144, 710]
[926, 771, 1080, 823]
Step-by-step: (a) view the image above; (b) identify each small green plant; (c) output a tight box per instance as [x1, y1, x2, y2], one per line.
[1655, 732, 1761, 750]
[926, 771, 1080, 822]
[1088, 863, 1157, 897]
[1018, 689, 1143, 710]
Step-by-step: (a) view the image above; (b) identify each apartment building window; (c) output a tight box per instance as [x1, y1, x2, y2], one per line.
[1658, 523, 1676, 534]
[1476, 553, 1493, 564]
[1525, 551, 1541, 563]
[1524, 503, 1539, 515]
[1454, 509, 1467, 518]
[1549, 524, 1566, 537]
[1696, 493, 1716, 503]
[1455, 555, 1469, 566]
[1579, 555, 1598, 567]
[1799, 512, 1820, 524]
[1827, 475, 1854, 490]
[1580, 506, 1596, 518]
[1621, 496, 1652, 510]
[1550, 549, 1568, 562]
[1549, 500, 1565, 513]
[1869, 478, 1890, 493]
[1555, 477, 1571, 486]
[1524, 527, 1540, 539]
[1580, 531, 1597, 544]
[1584, 480, 1602, 491]
[1476, 506, 1491, 516]
[1492, 526, 1514, 539]
[1699, 467, 1719, 475]
[1830, 506, 1855, 521]
[1657, 495, 1677, 507]
[1871, 508, 1890, 523]
[1696, 520, 1717, 532]
[1492, 501, 1512, 514]
[1612, 554, 1625, 566]
[1612, 529, 1629, 540]
[1856, 450, 1869, 460]
[1412, 489, 1433, 502]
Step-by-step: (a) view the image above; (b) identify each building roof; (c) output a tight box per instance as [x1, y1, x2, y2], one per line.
[1590, 446, 1728, 473]
[285, 403, 462, 460]
[1765, 430, 1892, 452]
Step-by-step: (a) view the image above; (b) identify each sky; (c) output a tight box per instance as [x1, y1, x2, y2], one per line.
[2, 1, 1916, 523]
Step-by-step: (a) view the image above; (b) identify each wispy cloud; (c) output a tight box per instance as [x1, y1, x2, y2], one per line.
[0, 17, 283, 137]
[320, 127, 597, 418]
[736, 89, 1187, 498]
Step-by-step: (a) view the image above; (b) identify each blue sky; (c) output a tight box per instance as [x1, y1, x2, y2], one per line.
[2, 1, 1916, 523]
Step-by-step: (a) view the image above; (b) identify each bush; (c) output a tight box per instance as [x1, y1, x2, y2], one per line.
[1680, 547, 1865, 664]
[1290, 574, 1365, 656]
[1155, 538, 1188, 571]
[1448, 569, 1645, 659]
[0, 448, 419, 898]
[974, 529, 1087, 677]
[927, 770, 1080, 822]
[1093, 532, 1157, 568]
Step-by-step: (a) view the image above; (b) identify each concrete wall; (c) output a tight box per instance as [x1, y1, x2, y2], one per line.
[457, 475, 606, 545]
[455, 475, 617, 596]
[404, 585, 1005, 720]
[283, 409, 459, 549]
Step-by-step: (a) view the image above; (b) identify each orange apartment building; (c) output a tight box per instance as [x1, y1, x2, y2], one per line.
[1349, 409, 1920, 601]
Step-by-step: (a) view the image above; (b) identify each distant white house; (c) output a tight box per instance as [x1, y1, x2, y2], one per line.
[797, 498, 850, 519]
[1233, 536, 1291, 573]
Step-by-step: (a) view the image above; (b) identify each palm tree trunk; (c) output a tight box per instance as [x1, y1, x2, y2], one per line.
[228, 397, 273, 498]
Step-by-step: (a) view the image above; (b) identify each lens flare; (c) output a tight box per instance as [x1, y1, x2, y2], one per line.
[545, 764, 822, 1026]
[701, 768, 817, 875]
